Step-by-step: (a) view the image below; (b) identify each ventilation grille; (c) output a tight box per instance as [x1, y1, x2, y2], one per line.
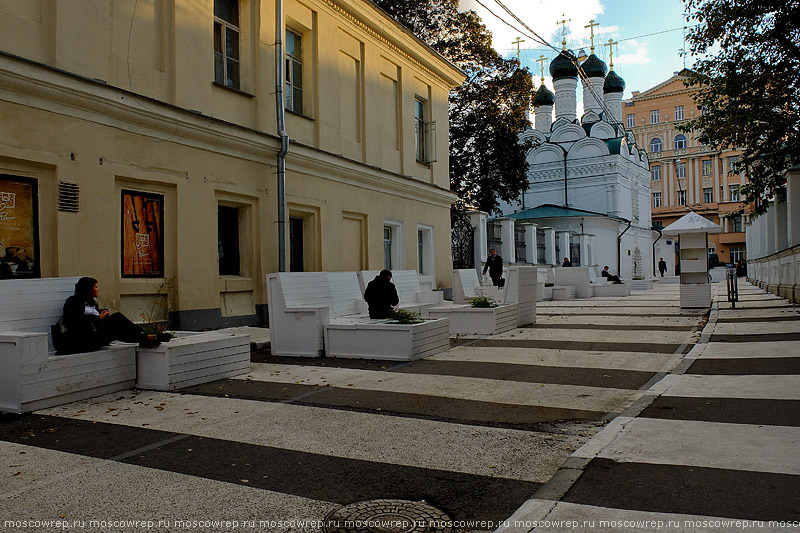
[58, 181, 80, 213]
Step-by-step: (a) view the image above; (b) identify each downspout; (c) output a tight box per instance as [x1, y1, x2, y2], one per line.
[617, 219, 631, 276]
[563, 148, 569, 207]
[652, 226, 662, 277]
[276, 0, 289, 272]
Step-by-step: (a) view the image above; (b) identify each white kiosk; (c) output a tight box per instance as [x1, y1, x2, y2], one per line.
[662, 212, 722, 308]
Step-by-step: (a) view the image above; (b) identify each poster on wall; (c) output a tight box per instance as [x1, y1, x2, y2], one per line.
[0, 175, 40, 279]
[121, 190, 164, 277]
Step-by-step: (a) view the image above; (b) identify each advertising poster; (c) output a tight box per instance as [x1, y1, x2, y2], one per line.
[0, 175, 39, 279]
[122, 190, 164, 277]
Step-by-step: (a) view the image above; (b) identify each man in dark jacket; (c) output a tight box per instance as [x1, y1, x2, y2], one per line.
[364, 269, 400, 319]
[658, 257, 668, 277]
[482, 248, 504, 286]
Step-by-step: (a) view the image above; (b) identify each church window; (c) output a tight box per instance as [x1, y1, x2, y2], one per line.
[214, 0, 240, 89]
[626, 114, 635, 128]
[651, 165, 661, 181]
[702, 160, 713, 176]
[677, 190, 687, 205]
[703, 187, 713, 203]
[650, 110, 660, 124]
[729, 184, 740, 202]
[652, 192, 661, 207]
[674, 106, 684, 120]
[649, 137, 662, 152]
[674, 134, 687, 149]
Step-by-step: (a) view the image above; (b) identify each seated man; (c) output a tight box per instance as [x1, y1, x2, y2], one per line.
[364, 269, 400, 319]
[601, 266, 621, 283]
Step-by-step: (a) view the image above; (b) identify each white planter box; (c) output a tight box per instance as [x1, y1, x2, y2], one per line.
[324, 317, 450, 361]
[680, 283, 711, 308]
[136, 332, 250, 391]
[630, 279, 653, 290]
[592, 283, 631, 297]
[428, 304, 518, 336]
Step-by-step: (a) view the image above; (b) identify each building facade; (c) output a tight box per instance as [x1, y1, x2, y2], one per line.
[626, 69, 749, 273]
[0, 0, 463, 328]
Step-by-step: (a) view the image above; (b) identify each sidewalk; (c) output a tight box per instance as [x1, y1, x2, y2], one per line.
[499, 280, 800, 532]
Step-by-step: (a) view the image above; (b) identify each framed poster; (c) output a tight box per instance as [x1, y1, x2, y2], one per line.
[0, 175, 40, 279]
[121, 190, 164, 277]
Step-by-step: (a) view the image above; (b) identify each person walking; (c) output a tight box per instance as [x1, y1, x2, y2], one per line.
[658, 257, 668, 277]
[364, 269, 400, 319]
[482, 248, 504, 287]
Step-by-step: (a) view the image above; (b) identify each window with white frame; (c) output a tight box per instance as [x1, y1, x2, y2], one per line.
[674, 105, 684, 120]
[650, 137, 662, 152]
[626, 114, 635, 128]
[414, 98, 436, 163]
[677, 190, 687, 205]
[285, 30, 303, 114]
[650, 110, 660, 124]
[674, 134, 687, 149]
[383, 226, 392, 270]
[728, 155, 739, 173]
[729, 184, 740, 202]
[651, 165, 662, 181]
[675, 161, 686, 179]
[703, 187, 713, 203]
[652, 192, 662, 207]
[416, 225, 434, 280]
[702, 159, 713, 176]
[731, 214, 743, 232]
[213, 0, 240, 89]
[383, 220, 404, 271]
[730, 246, 744, 263]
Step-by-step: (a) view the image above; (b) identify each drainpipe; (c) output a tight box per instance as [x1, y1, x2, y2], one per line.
[276, 0, 289, 272]
[652, 226, 662, 277]
[617, 219, 631, 276]
[563, 148, 569, 207]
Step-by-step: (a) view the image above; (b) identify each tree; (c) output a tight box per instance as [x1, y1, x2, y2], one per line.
[371, 0, 533, 214]
[681, 0, 800, 215]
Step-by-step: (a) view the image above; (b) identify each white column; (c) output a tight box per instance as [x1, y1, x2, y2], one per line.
[766, 203, 777, 255]
[543, 228, 556, 265]
[589, 235, 597, 265]
[535, 105, 553, 132]
[554, 77, 578, 122]
[577, 234, 590, 267]
[759, 211, 768, 258]
[775, 200, 788, 252]
[582, 77, 605, 116]
[521, 223, 538, 263]
[604, 92, 623, 124]
[468, 210, 488, 277]
[499, 217, 516, 264]
[558, 231, 571, 264]
[713, 155, 721, 201]
[786, 166, 800, 247]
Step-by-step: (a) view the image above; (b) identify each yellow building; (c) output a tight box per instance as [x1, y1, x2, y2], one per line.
[626, 69, 749, 267]
[0, 0, 464, 328]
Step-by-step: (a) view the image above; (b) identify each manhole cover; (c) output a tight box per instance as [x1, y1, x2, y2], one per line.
[324, 499, 452, 533]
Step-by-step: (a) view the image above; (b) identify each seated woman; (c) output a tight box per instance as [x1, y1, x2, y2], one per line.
[56, 277, 148, 354]
[601, 266, 622, 283]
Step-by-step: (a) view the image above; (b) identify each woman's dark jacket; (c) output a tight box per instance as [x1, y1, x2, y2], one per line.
[363, 276, 399, 319]
[58, 296, 109, 353]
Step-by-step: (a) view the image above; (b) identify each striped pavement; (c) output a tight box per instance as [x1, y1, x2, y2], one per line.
[501, 281, 800, 532]
[1, 281, 770, 533]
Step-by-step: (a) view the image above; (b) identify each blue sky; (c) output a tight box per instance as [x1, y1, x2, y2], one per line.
[459, 0, 691, 99]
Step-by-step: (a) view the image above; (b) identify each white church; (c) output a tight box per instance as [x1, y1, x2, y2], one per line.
[494, 49, 656, 280]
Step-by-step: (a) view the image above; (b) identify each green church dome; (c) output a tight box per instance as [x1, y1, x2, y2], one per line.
[603, 70, 626, 93]
[579, 53, 608, 78]
[549, 52, 578, 80]
[533, 84, 555, 106]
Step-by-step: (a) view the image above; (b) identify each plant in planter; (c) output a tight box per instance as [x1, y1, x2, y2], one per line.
[139, 278, 176, 345]
[544, 282, 554, 287]
[633, 276, 644, 280]
[387, 308, 424, 324]
[470, 295, 498, 308]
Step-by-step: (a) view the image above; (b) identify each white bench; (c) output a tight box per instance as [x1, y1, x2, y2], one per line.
[452, 269, 503, 304]
[538, 268, 575, 301]
[552, 266, 594, 298]
[589, 266, 631, 297]
[357, 270, 443, 317]
[267, 272, 368, 357]
[0, 277, 136, 414]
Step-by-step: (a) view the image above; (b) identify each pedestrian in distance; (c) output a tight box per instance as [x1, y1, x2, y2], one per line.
[364, 269, 400, 319]
[482, 248, 504, 287]
[562, 257, 572, 267]
[658, 257, 668, 277]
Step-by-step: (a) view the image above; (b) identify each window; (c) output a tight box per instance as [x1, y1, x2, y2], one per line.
[650, 137, 662, 152]
[674, 105, 684, 120]
[728, 155, 740, 174]
[677, 190, 687, 205]
[651, 165, 662, 181]
[675, 161, 686, 179]
[703, 187, 713, 203]
[417, 230, 424, 273]
[650, 110, 660, 124]
[213, 0, 240, 89]
[285, 30, 303, 114]
[674, 134, 687, 149]
[730, 246, 744, 263]
[416, 225, 434, 279]
[383, 226, 392, 269]
[731, 214, 743, 232]
[652, 192, 662, 207]
[414, 98, 437, 163]
[729, 184, 740, 202]
[702, 160, 712, 176]
[626, 114, 635, 128]
[700, 105, 708, 116]
[218, 205, 240, 275]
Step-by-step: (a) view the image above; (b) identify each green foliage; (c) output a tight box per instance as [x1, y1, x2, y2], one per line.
[370, 0, 533, 215]
[470, 295, 498, 308]
[680, 0, 800, 215]
[387, 308, 424, 324]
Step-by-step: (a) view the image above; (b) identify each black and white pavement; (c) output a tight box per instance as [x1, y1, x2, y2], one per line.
[0, 281, 796, 532]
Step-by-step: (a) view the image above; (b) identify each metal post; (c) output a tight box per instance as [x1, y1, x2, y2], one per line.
[276, 0, 289, 272]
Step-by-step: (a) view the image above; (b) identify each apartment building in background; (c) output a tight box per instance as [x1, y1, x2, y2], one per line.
[0, 0, 463, 328]
[626, 69, 749, 269]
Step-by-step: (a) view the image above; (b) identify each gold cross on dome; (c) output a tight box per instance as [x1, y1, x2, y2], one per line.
[558, 14, 571, 50]
[585, 19, 600, 53]
[604, 38, 619, 70]
[536, 55, 548, 83]
[511, 37, 525, 62]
